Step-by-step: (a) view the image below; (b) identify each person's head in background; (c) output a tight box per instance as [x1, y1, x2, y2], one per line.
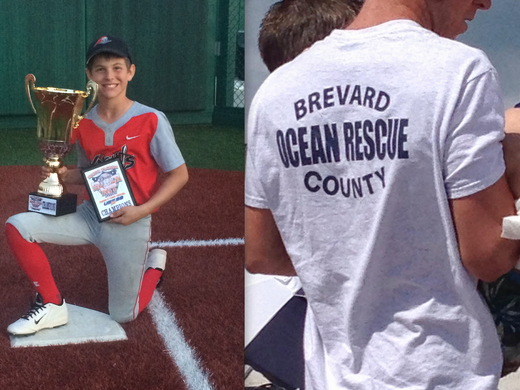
[258, 0, 362, 72]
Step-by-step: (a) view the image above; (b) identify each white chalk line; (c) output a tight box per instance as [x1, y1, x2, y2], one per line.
[147, 237, 243, 389]
[148, 292, 214, 390]
[150, 237, 244, 248]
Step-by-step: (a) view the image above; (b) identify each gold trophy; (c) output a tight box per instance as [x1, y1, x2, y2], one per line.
[25, 74, 97, 216]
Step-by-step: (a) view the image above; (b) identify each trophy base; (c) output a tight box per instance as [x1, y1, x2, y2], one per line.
[28, 192, 77, 216]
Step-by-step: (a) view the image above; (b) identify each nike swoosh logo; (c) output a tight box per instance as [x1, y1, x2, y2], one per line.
[35, 313, 47, 324]
[126, 135, 140, 140]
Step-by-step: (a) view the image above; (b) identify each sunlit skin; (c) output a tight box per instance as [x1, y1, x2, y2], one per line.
[431, 0, 492, 39]
[347, 0, 492, 40]
[86, 57, 135, 123]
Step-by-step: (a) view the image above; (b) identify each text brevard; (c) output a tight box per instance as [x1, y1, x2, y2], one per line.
[274, 84, 409, 199]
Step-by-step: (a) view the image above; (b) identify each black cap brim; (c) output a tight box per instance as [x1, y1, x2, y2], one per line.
[86, 35, 132, 65]
[86, 49, 132, 65]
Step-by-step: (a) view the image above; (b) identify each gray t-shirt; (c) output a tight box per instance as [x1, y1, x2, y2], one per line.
[246, 20, 505, 389]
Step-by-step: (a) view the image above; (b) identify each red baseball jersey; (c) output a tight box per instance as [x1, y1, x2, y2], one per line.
[73, 102, 185, 205]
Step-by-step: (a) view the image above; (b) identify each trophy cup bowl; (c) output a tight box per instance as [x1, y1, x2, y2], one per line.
[25, 74, 98, 216]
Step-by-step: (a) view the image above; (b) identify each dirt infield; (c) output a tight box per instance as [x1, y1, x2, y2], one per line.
[0, 166, 244, 390]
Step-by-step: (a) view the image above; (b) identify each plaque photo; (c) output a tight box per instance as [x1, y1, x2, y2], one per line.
[82, 158, 136, 222]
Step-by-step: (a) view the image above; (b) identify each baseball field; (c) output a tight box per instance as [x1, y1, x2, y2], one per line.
[0, 125, 244, 390]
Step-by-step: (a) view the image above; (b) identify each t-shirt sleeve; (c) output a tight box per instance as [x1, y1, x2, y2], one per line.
[150, 111, 185, 172]
[245, 146, 269, 209]
[245, 95, 269, 209]
[444, 68, 505, 199]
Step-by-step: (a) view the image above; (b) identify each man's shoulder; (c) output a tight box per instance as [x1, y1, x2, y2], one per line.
[433, 38, 495, 82]
[394, 24, 494, 73]
[433, 35, 488, 60]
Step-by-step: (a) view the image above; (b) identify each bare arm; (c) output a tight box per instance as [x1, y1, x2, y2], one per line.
[503, 133, 520, 198]
[505, 108, 520, 134]
[60, 167, 84, 184]
[450, 174, 520, 282]
[450, 109, 520, 282]
[245, 206, 296, 276]
[108, 163, 189, 225]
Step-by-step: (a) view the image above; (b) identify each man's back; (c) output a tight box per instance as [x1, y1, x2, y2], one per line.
[246, 20, 504, 389]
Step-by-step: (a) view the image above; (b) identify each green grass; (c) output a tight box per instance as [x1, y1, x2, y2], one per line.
[0, 125, 244, 171]
[174, 124, 244, 171]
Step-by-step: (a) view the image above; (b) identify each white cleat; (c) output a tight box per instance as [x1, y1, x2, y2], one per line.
[7, 293, 68, 336]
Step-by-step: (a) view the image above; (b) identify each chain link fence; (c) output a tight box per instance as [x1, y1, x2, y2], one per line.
[216, 0, 245, 109]
[234, 28, 244, 108]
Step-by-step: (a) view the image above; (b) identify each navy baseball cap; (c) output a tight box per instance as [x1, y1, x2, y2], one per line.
[86, 34, 132, 65]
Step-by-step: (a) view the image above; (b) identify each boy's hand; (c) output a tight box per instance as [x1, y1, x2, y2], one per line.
[106, 164, 188, 226]
[41, 166, 84, 185]
[108, 205, 149, 226]
[41, 166, 68, 180]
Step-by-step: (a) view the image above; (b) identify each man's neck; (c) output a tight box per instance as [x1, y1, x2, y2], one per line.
[347, 0, 432, 32]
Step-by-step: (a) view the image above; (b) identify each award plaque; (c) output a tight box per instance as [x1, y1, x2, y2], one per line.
[25, 74, 97, 216]
[82, 158, 136, 222]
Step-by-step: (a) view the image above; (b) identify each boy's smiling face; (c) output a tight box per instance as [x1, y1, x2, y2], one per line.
[86, 55, 135, 102]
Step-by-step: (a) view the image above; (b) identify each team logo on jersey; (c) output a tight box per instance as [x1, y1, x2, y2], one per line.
[95, 36, 111, 46]
[91, 145, 135, 170]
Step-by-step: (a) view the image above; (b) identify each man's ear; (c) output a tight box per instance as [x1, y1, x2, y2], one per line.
[86, 68, 93, 81]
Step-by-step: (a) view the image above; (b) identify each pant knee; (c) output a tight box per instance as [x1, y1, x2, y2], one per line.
[6, 215, 32, 242]
[6, 216, 22, 234]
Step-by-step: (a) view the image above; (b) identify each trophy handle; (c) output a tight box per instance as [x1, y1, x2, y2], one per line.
[25, 74, 37, 114]
[84, 80, 98, 115]
[73, 80, 98, 129]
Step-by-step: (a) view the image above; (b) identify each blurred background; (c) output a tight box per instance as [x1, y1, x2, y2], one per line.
[459, 0, 520, 110]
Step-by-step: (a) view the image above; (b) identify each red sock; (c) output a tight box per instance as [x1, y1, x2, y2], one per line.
[138, 268, 162, 314]
[5, 223, 61, 305]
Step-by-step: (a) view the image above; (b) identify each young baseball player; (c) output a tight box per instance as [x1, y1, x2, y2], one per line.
[5, 34, 188, 335]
